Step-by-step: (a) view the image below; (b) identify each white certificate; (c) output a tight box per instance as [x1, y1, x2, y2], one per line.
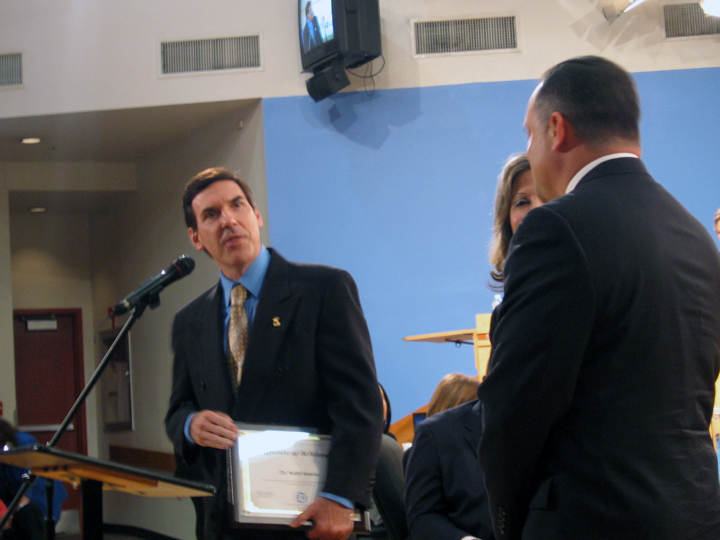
[228, 423, 370, 532]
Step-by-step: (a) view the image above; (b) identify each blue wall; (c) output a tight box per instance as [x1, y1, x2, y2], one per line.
[263, 67, 720, 419]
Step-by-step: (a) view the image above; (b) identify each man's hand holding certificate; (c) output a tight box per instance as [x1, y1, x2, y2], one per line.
[289, 497, 353, 540]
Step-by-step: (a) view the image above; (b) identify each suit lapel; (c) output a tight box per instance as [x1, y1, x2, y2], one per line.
[188, 283, 235, 411]
[233, 249, 301, 420]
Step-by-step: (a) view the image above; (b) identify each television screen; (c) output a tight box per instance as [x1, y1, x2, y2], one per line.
[299, 0, 381, 78]
[299, 0, 334, 54]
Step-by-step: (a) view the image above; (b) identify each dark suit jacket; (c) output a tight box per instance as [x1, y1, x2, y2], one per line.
[166, 249, 383, 540]
[478, 158, 720, 540]
[405, 400, 494, 540]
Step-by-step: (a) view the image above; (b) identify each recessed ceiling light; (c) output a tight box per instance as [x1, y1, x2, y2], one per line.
[22, 137, 41, 144]
[29, 206, 47, 213]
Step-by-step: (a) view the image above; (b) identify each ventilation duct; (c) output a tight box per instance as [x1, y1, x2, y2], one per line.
[414, 16, 517, 56]
[664, 3, 720, 38]
[161, 36, 261, 74]
[0, 53, 22, 86]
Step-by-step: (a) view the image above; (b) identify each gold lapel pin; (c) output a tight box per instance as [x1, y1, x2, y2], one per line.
[272, 317, 281, 327]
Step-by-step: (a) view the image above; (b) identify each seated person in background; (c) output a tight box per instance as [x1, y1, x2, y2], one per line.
[0, 419, 68, 540]
[426, 373, 479, 417]
[404, 398, 491, 540]
[402, 373, 480, 463]
[379, 383, 394, 438]
[404, 373, 484, 540]
[404, 155, 540, 540]
[369, 384, 407, 540]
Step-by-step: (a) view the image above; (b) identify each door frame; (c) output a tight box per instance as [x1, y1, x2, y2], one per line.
[13, 308, 88, 455]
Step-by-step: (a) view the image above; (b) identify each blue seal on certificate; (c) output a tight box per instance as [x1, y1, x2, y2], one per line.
[296, 492, 308, 503]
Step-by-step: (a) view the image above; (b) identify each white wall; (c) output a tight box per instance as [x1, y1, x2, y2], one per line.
[1, 161, 136, 435]
[0, 0, 718, 119]
[0, 171, 15, 421]
[5, 162, 137, 192]
[9, 212, 100, 455]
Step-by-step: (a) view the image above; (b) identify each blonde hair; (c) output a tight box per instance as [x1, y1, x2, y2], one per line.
[489, 153, 531, 289]
[427, 373, 479, 417]
[714, 208, 720, 225]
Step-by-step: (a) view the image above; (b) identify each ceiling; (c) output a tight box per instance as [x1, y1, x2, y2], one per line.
[1, 99, 256, 213]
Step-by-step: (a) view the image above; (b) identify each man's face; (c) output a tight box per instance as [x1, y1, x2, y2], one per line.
[188, 180, 263, 281]
[523, 89, 559, 203]
[715, 220, 720, 244]
[307, 5, 314, 21]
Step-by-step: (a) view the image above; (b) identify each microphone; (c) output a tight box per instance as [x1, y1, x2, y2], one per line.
[112, 255, 195, 316]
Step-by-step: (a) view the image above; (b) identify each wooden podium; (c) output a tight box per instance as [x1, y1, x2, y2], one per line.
[391, 314, 492, 443]
[0, 445, 214, 540]
[403, 313, 492, 377]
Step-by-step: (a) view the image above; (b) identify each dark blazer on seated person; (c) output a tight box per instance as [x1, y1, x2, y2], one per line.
[404, 400, 494, 540]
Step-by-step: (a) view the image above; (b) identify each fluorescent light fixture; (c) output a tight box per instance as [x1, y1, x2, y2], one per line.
[21, 137, 41, 144]
[603, 0, 652, 20]
[702, 0, 720, 16]
[29, 206, 47, 213]
[624, 0, 650, 13]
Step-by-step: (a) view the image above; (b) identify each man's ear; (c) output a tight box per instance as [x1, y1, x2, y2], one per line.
[548, 112, 566, 152]
[188, 227, 203, 251]
[254, 205, 264, 228]
[549, 112, 578, 153]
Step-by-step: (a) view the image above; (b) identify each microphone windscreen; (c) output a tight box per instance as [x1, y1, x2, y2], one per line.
[174, 255, 195, 276]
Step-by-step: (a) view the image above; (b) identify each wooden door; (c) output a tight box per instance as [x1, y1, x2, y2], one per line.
[13, 309, 87, 512]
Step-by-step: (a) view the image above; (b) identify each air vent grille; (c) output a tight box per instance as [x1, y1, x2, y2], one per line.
[0, 53, 22, 86]
[415, 16, 517, 56]
[161, 36, 260, 74]
[664, 3, 720, 38]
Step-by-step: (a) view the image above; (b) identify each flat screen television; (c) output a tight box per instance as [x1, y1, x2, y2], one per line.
[299, 0, 381, 74]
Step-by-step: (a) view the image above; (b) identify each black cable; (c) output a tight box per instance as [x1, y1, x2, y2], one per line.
[347, 53, 386, 79]
[347, 54, 385, 96]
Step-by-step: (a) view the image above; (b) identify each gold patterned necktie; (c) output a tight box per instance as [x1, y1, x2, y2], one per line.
[228, 284, 249, 393]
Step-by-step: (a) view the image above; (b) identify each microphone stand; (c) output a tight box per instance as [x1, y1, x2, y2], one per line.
[0, 296, 154, 539]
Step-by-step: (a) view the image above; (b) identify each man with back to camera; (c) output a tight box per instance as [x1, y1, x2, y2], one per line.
[477, 56, 720, 540]
[165, 167, 383, 540]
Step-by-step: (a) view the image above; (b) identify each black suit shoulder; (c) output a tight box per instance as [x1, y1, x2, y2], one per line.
[480, 157, 720, 540]
[405, 400, 494, 540]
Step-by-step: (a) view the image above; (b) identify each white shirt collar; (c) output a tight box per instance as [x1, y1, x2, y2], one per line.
[565, 153, 639, 194]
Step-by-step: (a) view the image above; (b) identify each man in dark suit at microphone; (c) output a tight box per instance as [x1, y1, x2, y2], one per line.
[165, 167, 383, 540]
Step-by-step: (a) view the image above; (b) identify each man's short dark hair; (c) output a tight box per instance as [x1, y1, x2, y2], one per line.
[183, 167, 255, 230]
[534, 55, 640, 148]
[306, 1, 313, 16]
